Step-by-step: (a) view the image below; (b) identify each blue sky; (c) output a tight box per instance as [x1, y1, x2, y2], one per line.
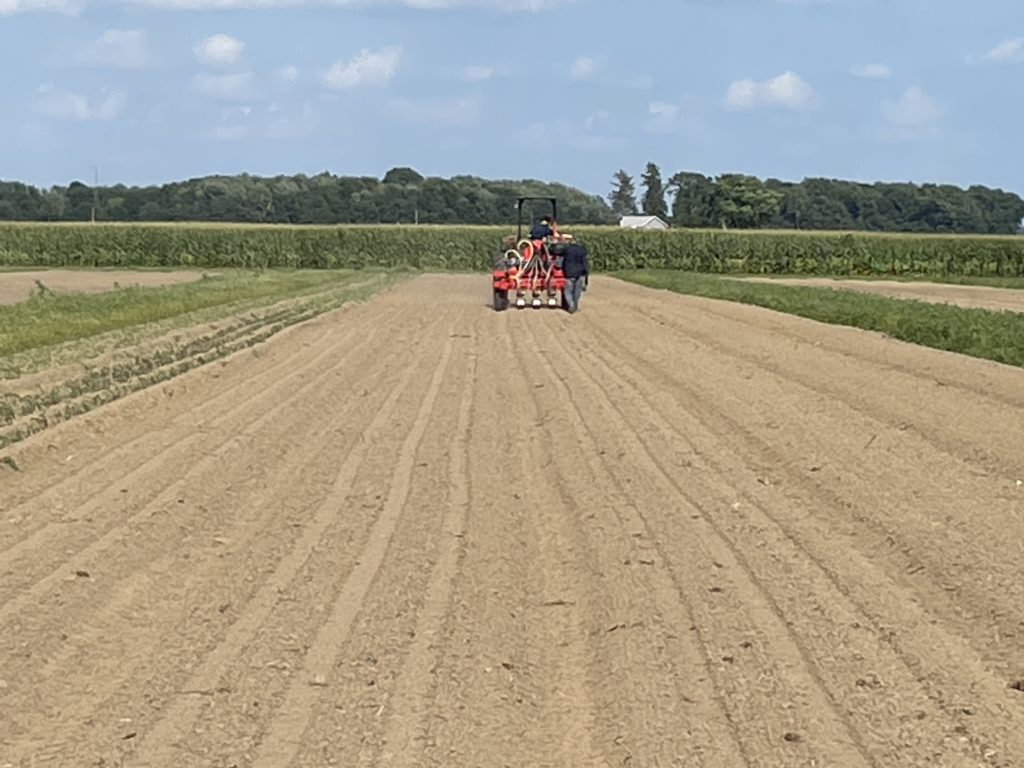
[1, 0, 1021, 199]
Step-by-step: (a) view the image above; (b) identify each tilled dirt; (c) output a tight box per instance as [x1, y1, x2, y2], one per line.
[738, 276, 1024, 313]
[0, 269, 213, 305]
[2, 273, 1024, 767]
[0, 273, 391, 448]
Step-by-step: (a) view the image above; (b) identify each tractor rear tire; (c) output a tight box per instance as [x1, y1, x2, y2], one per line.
[493, 288, 509, 312]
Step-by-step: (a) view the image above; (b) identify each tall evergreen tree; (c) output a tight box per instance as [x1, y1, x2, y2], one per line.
[640, 162, 668, 219]
[608, 170, 638, 217]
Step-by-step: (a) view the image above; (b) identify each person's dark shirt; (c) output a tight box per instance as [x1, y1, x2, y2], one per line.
[530, 222, 552, 240]
[562, 242, 589, 278]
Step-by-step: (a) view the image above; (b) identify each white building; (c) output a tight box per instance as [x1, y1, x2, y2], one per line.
[619, 215, 669, 230]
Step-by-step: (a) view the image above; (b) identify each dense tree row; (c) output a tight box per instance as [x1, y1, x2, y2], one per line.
[0, 168, 612, 226]
[1, 163, 1022, 234]
[612, 165, 1024, 235]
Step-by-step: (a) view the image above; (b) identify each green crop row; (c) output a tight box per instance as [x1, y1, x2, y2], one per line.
[2, 222, 1024, 276]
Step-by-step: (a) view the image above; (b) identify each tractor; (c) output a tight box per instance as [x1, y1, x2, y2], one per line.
[491, 196, 569, 311]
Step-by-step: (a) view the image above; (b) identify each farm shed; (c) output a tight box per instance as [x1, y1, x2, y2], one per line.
[619, 215, 669, 230]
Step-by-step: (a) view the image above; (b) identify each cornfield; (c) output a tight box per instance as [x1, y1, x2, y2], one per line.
[2, 222, 1023, 276]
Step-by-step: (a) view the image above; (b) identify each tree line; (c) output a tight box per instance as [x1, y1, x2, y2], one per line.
[0, 167, 611, 226]
[611, 164, 1024, 235]
[1, 163, 1021, 234]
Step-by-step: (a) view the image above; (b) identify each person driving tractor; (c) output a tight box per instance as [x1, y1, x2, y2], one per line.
[529, 215, 557, 241]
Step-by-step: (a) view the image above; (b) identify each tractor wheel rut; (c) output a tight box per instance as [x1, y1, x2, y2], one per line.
[2, 273, 1023, 767]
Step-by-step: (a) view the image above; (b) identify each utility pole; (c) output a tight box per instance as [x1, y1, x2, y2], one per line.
[91, 165, 99, 223]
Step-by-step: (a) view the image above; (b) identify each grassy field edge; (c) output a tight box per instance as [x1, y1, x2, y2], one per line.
[722, 273, 1024, 290]
[612, 269, 1024, 369]
[0, 268, 382, 358]
[0, 270, 407, 451]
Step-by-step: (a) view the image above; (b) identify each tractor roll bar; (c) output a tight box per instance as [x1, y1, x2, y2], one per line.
[516, 197, 557, 241]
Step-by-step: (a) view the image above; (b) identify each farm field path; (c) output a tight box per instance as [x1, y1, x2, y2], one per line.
[2, 273, 1024, 767]
[737, 276, 1024, 313]
[0, 269, 214, 305]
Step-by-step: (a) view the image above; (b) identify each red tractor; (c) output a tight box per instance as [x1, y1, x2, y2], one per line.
[492, 196, 569, 311]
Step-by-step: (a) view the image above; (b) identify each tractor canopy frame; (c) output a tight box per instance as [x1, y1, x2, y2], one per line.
[516, 196, 558, 241]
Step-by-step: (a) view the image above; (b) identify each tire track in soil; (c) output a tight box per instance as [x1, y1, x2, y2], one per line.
[0, 310, 409, 623]
[617, 290, 1024, 459]
[0, 311, 377, 564]
[122, 313, 451, 768]
[1, 270, 400, 511]
[604, 297, 1024, 575]
[562, 304, 1024, 766]
[245, 321, 457, 768]
[5, 307, 430, 757]
[0, 302, 386, 556]
[516, 318, 750, 768]
[2, 308, 437, 764]
[0, 286, 351, 449]
[589, 295, 1024, 693]
[409, 305, 583, 767]
[374, 339, 477, 766]
[198, 322, 462, 767]
[502, 323, 600, 766]
[616, 282, 1024, 410]
[602, 289, 1024, 537]
[530, 319, 874, 767]
[0, 296, 348, 515]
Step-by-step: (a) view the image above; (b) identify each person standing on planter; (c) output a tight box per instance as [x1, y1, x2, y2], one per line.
[561, 240, 589, 314]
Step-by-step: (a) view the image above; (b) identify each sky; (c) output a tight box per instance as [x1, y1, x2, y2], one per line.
[0, 0, 1022, 199]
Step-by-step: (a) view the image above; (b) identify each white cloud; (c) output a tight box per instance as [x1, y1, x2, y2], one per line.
[207, 124, 249, 141]
[647, 101, 679, 132]
[726, 71, 813, 109]
[569, 55, 596, 81]
[986, 38, 1024, 62]
[276, 65, 299, 82]
[624, 74, 654, 90]
[882, 86, 942, 126]
[6, 0, 567, 9]
[193, 71, 254, 99]
[583, 109, 609, 132]
[194, 34, 245, 66]
[117, 0, 565, 9]
[33, 83, 126, 120]
[78, 29, 148, 69]
[852, 63, 890, 79]
[0, 0, 79, 15]
[523, 113, 622, 152]
[388, 95, 480, 125]
[461, 65, 493, 82]
[323, 45, 401, 89]
[205, 100, 318, 141]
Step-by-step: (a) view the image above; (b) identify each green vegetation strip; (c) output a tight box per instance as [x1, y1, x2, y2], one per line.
[0, 272, 404, 449]
[2, 222, 1024, 277]
[730, 273, 1024, 290]
[614, 270, 1024, 369]
[0, 269, 361, 357]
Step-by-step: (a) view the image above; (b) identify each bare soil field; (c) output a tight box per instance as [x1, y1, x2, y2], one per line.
[2, 273, 1024, 767]
[0, 269, 212, 305]
[738, 276, 1024, 313]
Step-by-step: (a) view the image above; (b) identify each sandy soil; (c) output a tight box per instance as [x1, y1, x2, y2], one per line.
[737, 276, 1024, 313]
[2, 273, 1024, 767]
[0, 269, 212, 305]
